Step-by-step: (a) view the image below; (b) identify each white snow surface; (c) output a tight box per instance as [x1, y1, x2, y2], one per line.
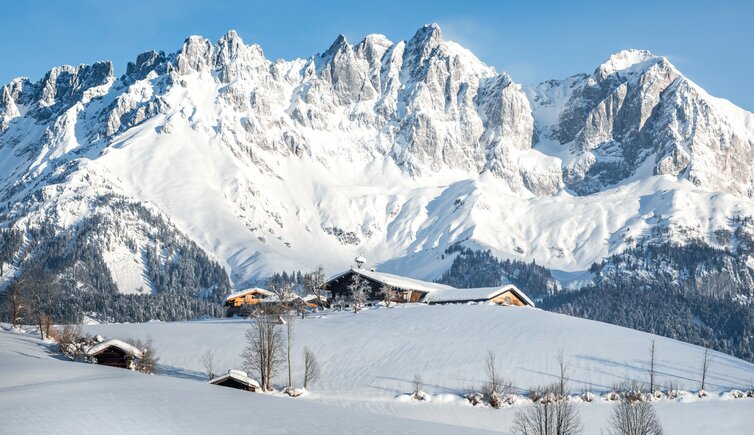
[0, 330, 490, 434]
[3, 305, 754, 433]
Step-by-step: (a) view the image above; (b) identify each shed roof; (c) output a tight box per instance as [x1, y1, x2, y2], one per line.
[209, 370, 260, 388]
[86, 339, 143, 359]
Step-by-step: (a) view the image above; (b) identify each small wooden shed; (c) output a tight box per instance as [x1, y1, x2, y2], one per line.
[86, 339, 143, 370]
[208, 370, 260, 392]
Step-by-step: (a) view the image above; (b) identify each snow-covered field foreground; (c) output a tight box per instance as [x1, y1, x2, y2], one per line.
[0, 330, 494, 434]
[3, 305, 754, 433]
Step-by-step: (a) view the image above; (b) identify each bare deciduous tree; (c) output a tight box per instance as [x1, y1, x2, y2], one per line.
[282, 311, 294, 389]
[242, 314, 284, 391]
[202, 349, 217, 380]
[700, 347, 712, 391]
[348, 275, 369, 313]
[608, 397, 663, 435]
[303, 267, 328, 307]
[512, 395, 583, 435]
[379, 284, 397, 307]
[484, 350, 512, 408]
[303, 347, 320, 389]
[557, 349, 569, 399]
[648, 339, 657, 394]
[132, 337, 159, 374]
[2, 283, 26, 329]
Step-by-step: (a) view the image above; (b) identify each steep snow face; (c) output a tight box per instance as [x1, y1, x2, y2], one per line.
[1, 26, 754, 289]
[529, 49, 754, 197]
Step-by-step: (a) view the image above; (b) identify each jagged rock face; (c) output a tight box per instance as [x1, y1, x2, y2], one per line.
[536, 49, 754, 196]
[1, 25, 754, 287]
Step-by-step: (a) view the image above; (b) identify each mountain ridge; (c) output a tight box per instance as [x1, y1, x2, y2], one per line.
[1, 23, 754, 295]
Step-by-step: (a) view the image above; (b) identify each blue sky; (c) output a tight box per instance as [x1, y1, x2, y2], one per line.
[2, 0, 752, 110]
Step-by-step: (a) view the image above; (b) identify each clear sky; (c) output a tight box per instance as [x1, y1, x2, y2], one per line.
[2, 0, 752, 111]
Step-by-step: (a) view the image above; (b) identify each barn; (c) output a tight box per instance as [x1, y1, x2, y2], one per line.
[86, 339, 143, 370]
[326, 268, 455, 304]
[423, 283, 535, 307]
[208, 370, 260, 392]
[224, 287, 273, 316]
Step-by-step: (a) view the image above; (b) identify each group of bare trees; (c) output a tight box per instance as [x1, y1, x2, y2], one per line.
[240, 292, 321, 392]
[2, 274, 58, 340]
[647, 339, 714, 394]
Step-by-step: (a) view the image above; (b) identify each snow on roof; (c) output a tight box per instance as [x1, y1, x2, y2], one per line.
[86, 339, 143, 359]
[423, 284, 535, 307]
[259, 293, 302, 303]
[329, 268, 455, 294]
[224, 287, 273, 303]
[209, 369, 260, 388]
[302, 294, 327, 303]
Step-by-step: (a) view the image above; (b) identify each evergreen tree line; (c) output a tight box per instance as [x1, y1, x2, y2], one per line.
[438, 245, 558, 299]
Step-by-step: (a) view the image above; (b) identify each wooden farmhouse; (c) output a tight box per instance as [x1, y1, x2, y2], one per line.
[326, 268, 457, 304]
[86, 339, 143, 370]
[423, 283, 535, 307]
[326, 266, 535, 308]
[224, 287, 273, 316]
[208, 370, 260, 392]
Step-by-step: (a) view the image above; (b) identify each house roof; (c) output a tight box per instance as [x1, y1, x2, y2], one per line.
[423, 283, 535, 307]
[209, 370, 260, 388]
[224, 287, 273, 303]
[328, 268, 455, 294]
[86, 339, 143, 359]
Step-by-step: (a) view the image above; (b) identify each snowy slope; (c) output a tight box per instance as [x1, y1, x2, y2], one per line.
[81, 305, 754, 396]
[2, 25, 754, 291]
[70, 304, 754, 434]
[0, 329, 494, 434]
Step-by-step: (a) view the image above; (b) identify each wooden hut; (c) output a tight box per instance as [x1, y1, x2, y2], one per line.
[326, 268, 455, 304]
[86, 339, 143, 370]
[423, 283, 535, 307]
[224, 287, 274, 316]
[208, 370, 260, 392]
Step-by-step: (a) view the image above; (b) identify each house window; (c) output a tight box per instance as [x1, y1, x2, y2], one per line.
[505, 296, 511, 305]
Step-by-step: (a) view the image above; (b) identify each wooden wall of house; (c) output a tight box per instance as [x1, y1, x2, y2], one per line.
[327, 271, 384, 301]
[92, 347, 132, 369]
[491, 290, 526, 306]
[214, 378, 256, 392]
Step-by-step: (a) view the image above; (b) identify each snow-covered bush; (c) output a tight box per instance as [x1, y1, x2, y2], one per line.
[729, 390, 744, 399]
[411, 374, 426, 401]
[581, 390, 595, 403]
[56, 325, 85, 360]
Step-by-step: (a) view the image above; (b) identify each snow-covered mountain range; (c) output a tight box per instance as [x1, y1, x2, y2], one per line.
[2, 24, 754, 293]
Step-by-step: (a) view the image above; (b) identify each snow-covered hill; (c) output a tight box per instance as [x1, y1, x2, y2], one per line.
[1, 24, 754, 292]
[0, 328, 490, 434]
[5, 304, 752, 433]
